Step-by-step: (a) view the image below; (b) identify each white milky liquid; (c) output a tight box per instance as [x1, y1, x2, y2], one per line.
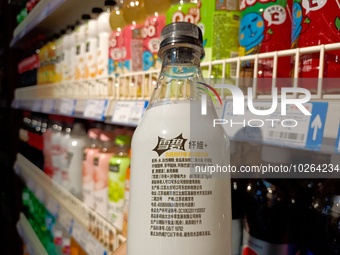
[128, 101, 232, 255]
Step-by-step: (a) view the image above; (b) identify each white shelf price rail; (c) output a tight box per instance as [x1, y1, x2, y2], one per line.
[14, 153, 120, 254]
[14, 43, 340, 100]
[17, 213, 49, 255]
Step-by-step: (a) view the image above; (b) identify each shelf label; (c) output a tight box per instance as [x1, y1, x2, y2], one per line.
[112, 101, 148, 125]
[35, 185, 45, 203]
[58, 208, 73, 233]
[32, 100, 42, 112]
[335, 123, 340, 153]
[46, 196, 59, 217]
[84, 99, 108, 120]
[42, 100, 55, 113]
[59, 99, 76, 116]
[72, 221, 84, 245]
[222, 101, 328, 150]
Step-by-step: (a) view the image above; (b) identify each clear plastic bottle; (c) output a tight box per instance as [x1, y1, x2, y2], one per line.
[83, 128, 102, 209]
[59, 117, 73, 188]
[74, 14, 91, 81]
[127, 22, 231, 255]
[108, 134, 131, 231]
[84, 8, 103, 82]
[93, 131, 116, 219]
[97, 0, 116, 78]
[109, 0, 127, 77]
[61, 25, 75, 84]
[65, 123, 88, 199]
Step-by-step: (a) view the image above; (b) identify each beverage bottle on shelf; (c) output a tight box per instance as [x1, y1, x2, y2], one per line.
[43, 115, 53, 177]
[122, 147, 131, 237]
[49, 115, 63, 184]
[60, 117, 74, 188]
[29, 113, 45, 169]
[291, 0, 340, 94]
[97, 0, 116, 78]
[122, 0, 147, 97]
[64, 122, 88, 199]
[304, 154, 340, 255]
[142, 0, 171, 71]
[83, 128, 102, 209]
[109, 1, 127, 78]
[238, 0, 293, 94]
[242, 145, 301, 255]
[19, 111, 31, 160]
[47, 34, 58, 84]
[84, 8, 103, 82]
[200, 0, 240, 81]
[62, 25, 75, 84]
[108, 134, 131, 231]
[127, 22, 231, 255]
[55, 30, 66, 83]
[230, 141, 246, 255]
[166, 0, 201, 25]
[93, 130, 116, 219]
[74, 14, 91, 81]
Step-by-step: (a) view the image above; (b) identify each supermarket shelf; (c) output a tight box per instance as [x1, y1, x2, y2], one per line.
[17, 213, 49, 255]
[14, 153, 120, 254]
[10, 0, 105, 48]
[12, 43, 340, 153]
[11, 98, 148, 127]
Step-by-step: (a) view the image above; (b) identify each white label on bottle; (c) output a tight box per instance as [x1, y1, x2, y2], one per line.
[83, 99, 108, 120]
[108, 199, 124, 231]
[83, 180, 94, 209]
[111, 101, 147, 125]
[94, 187, 108, 219]
[97, 32, 110, 77]
[242, 230, 299, 255]
[128, 103, 231, 254]
[59, 99, 76, 116]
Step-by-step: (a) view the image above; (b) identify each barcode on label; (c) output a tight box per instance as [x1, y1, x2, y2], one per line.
[268, 131, 305, 141]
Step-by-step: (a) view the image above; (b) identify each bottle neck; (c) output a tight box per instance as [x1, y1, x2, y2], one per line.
[161, 47, 201, 68]
[148, 47, 204, 108]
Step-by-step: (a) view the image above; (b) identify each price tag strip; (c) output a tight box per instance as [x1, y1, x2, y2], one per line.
[222, 101, 328, 151]
[83, 99, 108, 120]
[112, 101, 148, 126]
[14, 153, 117, 255]
[41, 100, 55, 114]
[59, 99, 76, 116]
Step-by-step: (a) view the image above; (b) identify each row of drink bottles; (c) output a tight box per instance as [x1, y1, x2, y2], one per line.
[19, 112, 133, 236]
[16, 0, 40, 24]
[22, 187, 96, 255]
[18, 0, 340, 95]
[19, 111, 340, 255]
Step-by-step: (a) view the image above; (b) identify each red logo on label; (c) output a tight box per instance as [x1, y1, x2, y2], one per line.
[242, 246, 258, 255]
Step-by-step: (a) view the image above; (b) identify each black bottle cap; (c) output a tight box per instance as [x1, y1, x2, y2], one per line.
[92, 7, 103, 14]
[105, 0, 116, 6]
[81, 14, 91, 20]
[159, 22, 205, 59]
